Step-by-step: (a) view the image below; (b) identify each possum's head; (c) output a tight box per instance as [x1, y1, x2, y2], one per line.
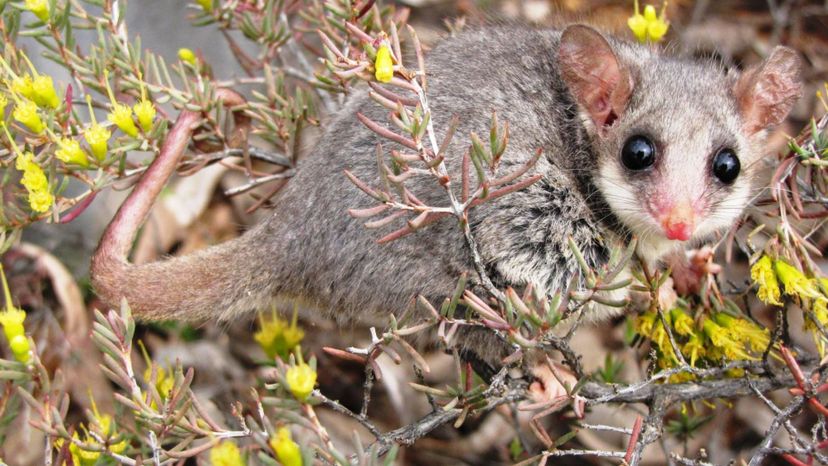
[557, 25, 802, 263]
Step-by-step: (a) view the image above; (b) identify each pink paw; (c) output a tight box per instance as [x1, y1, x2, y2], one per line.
[671, 246, 722, 296]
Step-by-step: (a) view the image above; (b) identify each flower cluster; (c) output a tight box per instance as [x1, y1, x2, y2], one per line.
[628, 0, 670, 43]
[751, 254, 828, 354]
[0, 265, 30, 363]
[144, 363, 175, 400]
[140, 341, 175, 409]
[1, 53, 60, 138]
[285, 362, 317, 401]
[60, 396, 129, 465]
[5, 126, 54, 213]
[0, 56, 157, 217]
[7, 55, 60, 110]
[636, 307, 769, 378]
[14, 149, 54, 213]
[104, 71, 156, 138]
[254, 309, 304, 360]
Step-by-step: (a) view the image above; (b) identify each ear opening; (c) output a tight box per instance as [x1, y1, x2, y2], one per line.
[733, 46, 802, 135]
[558, 25, 633, 132]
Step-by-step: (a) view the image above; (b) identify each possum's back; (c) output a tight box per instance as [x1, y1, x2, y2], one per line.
[257, 26, 600, 323]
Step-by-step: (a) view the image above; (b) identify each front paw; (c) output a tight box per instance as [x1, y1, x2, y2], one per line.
[520, 358, 582, 417]
[671, 246, 722, 296]
[527, 359, 576, 404]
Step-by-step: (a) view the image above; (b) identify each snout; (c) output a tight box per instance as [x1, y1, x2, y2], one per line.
[658, 201, 696, 242]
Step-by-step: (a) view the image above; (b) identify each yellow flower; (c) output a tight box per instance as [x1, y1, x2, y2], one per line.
[14, 150, 33, 171]
[25, 0, 49, 22]
[132, 75, 156, 133]
[628, 0, 669, 43]
[66, 433, 102, 466]
[669, 308, 694, 336]
[143, 363, 175, 400]
[0, 265, 29, 363]
[91, 396, 128, 452]
[139, 340, 175, 408]
[635, 311, 657, 337]
[133, 100, 155, 133]
[196, 0, 213, 13]
[648, 314, 669, 350]
[178, 48, 197, 65]
[751, 255, 782, 306]
[12, 75, 35, 100]
[254, 309, 304, 360]
[0, 275, 25, 338]
[285, 363, 316, 401]
[13, 100, 45, 133]
[652, 325, 677, 363]
[19, 165, 51, 210]
[682, 333, 705, 367]
[55, 137, 89, 167]
[210, 441, 245, 466]
[9, 54, 61, 109]
[0, 93, 8, 117]
[28, 189, 54, 213]
[21, 165, 49, 193]
[19, 155, 48, 191]
[31, 75, 59, 109]
[270, 428, 302, 466]
[713, 313, 769, 353]
[84, 95, 110, 160]
[374, 44, 394, 83]
[774, 260, 821, 300]
[17, 156, 52, 214]
[627, 1, 647, 42]
[5, 127, 53, 212]
[702, 318, 753, 361]
[108, 103, 138, 137]
[85, 124, 110, 160]
[63, 397, 128, 465]
[103, 71, 138, 137]
[644, 4, 669, 42]
[9, 335, 30, 362]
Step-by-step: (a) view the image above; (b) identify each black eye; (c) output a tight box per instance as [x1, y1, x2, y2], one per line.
[621, 135, 656, 170]
[712, 148, 740, 184]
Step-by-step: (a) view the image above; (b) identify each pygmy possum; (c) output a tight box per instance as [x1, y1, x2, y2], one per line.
[91, 25, 802, 370]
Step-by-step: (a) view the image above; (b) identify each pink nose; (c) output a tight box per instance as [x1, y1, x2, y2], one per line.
[659, 201, 695, 241]
[663, 222, 692, 241]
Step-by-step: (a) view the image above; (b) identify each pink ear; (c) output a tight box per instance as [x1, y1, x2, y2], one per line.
[558, 25, 632, 131]
[734, 46, 802, 135]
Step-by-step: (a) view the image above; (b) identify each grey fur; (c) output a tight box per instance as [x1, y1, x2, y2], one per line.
[91, 25, 801, 367]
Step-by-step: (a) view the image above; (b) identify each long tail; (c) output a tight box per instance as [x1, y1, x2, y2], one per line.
[90, 89, 267, 321]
